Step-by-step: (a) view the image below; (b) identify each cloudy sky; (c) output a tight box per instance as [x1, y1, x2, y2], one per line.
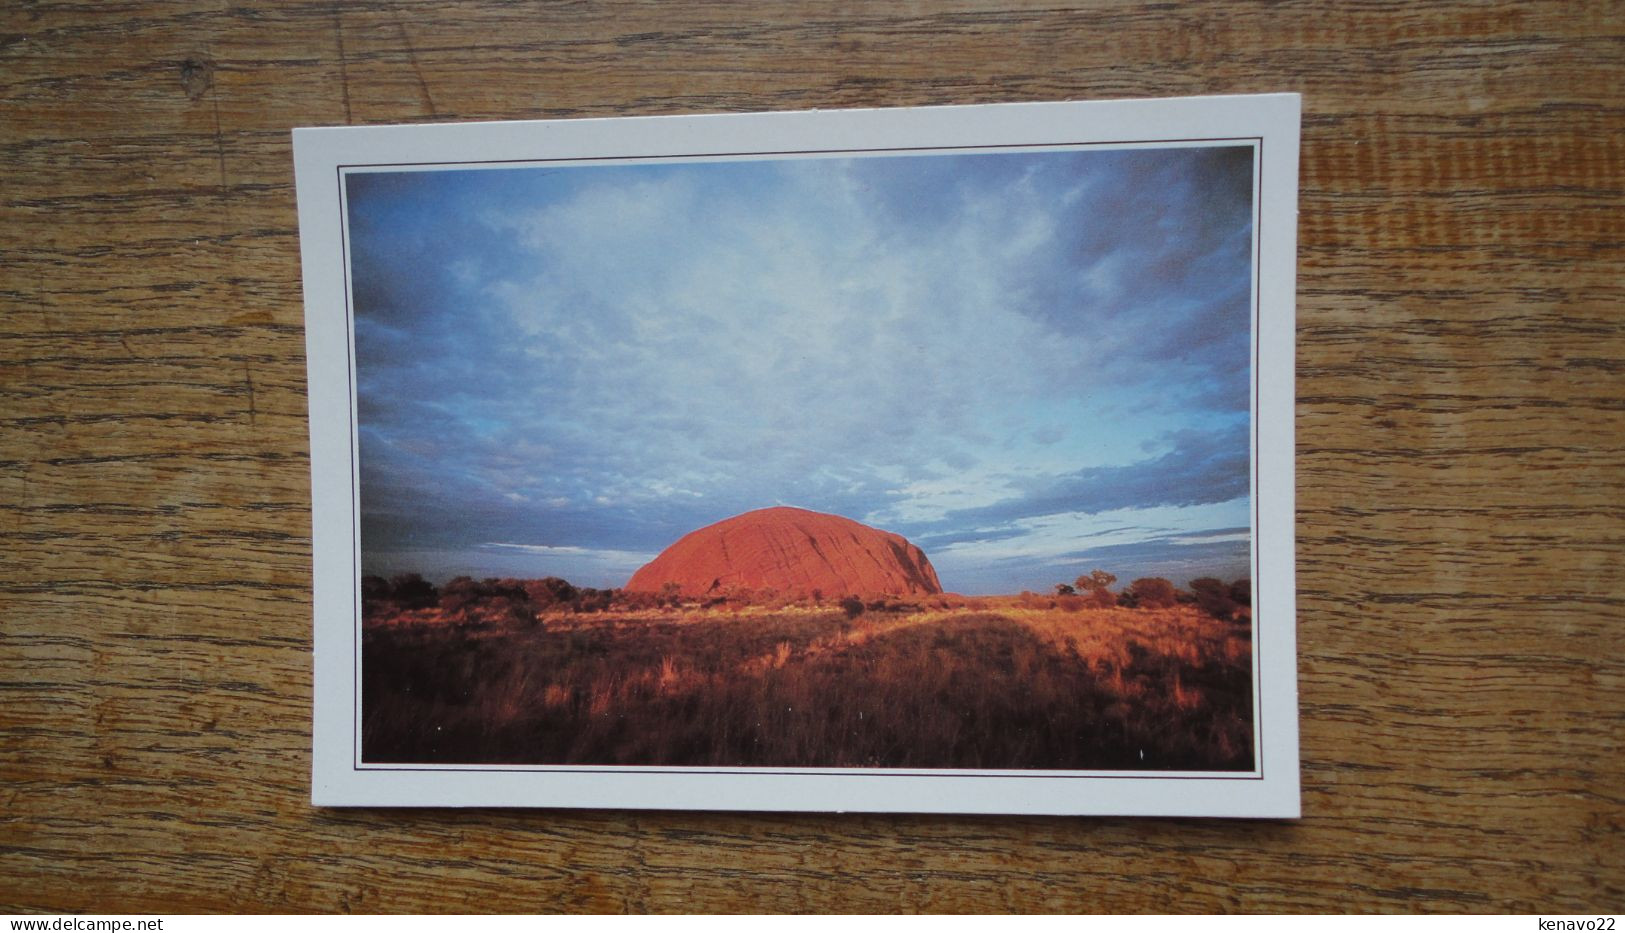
[346, 143, 1255, 594]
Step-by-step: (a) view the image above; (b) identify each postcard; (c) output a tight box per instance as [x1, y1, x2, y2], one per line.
[294, 93, 1301, 815]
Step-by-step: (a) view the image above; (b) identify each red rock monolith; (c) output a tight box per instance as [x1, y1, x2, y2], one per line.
[626, 506, 942, 599]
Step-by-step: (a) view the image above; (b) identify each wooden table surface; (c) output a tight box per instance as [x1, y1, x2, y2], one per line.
[3, 0, 1621, 914]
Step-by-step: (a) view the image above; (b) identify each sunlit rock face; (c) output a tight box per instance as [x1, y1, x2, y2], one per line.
[626, 506, 942, 599]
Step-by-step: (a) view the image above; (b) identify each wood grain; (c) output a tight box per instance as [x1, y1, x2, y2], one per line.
[2, 0, 1621, 914]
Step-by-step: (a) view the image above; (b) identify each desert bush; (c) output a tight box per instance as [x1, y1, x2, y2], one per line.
[1124, 577, 1178, 609]
[439, 576, 483, 614]
[361, 575, 391, 602]
[859, 598, 922, 614]
[1054, 583, 1076, 596]
[487, 577, 529, 597]
[571, 587, 616, 613]
[755, 588, 803, 610]
[1189, 577, 1242, 621]
[430, 576, 534, 626]
[1066, 569, 1119, 608]
[504, 598, 540, 627]
[712, 586, 752, 607]
[839, 596, 865, 619]
[524, 577, 578, 609]
[389, 572, 438, 609]
[660, 582, 683, 607]
[475, 594, 537, 628]
[705, 586, 790, 609]
[1016, 591, 1054, 610]
[1076, 570, 1117, 593]
[614, 588, 663, 611]
[1230, 578, 1252, 607]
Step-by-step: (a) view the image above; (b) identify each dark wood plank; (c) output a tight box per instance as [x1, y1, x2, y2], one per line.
[1, 0, 1620, 914]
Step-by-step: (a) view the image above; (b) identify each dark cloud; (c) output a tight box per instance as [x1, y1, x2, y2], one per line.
[1161, 525, 1250, 541]
[926, 422, 1249, 533]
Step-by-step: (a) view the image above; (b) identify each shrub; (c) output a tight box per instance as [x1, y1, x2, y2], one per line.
[616, 589, 663, 611]
[839, 596, 865, 619]
[1230, 578, 1252, 607]
[361, 575, 391, 602]
[1076, 570, 1117, 593]
[1188, 577, 1241, 621]
[1125, 577, 1178, 609]
[1017, 591, 1053, 610]
[570, 587, 615, 613]
[497, 598, 539, 628]
[439, 576, 484, 615]
[1071, 569, 1118, 608]
[389, 572, 438, 609]
[524, 577, 578, 609]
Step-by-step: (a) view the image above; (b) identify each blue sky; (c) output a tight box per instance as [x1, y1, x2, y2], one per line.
[347, 143, 1255, 593]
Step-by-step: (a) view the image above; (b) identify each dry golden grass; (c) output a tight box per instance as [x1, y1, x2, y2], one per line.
[361, 601, 1253, 770]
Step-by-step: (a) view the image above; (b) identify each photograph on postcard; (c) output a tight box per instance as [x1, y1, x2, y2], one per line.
[343, 141, 1262, 773]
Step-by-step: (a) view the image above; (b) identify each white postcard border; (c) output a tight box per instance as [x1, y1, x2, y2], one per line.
[295, 93, 1301, 816]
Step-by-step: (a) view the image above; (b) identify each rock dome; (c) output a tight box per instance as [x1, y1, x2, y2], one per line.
[626, 506, 942, 598]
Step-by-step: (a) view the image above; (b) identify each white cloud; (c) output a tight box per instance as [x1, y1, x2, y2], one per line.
[473, 158, 1144, 522]
[933, 499, 1250, 566]
[481, 542, 653, 561]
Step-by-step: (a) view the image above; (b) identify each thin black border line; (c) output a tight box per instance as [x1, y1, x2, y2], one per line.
[338, 135, 1270, 782]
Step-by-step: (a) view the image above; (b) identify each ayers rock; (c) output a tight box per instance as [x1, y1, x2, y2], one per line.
[626, 506, 943, 599]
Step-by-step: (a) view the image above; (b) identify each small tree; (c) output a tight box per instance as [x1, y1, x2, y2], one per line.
[1054, 583, 1076, 596]
[1230, 578, 1252, 607]
[1071, 569, 1118, 608]
[1125, 577, 1178, 609]
[659, 581, 683, 607]
[439, 575, 484, 615]
[524, 576, 578, 609]
[839, 595, 866, 619]
[1076, 570, 1117, 593]
[360, 575, 391, 603]
[389, 572, 438, 609]
[1188, 576, 1241, 621]
[571, 587, 614, 613]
